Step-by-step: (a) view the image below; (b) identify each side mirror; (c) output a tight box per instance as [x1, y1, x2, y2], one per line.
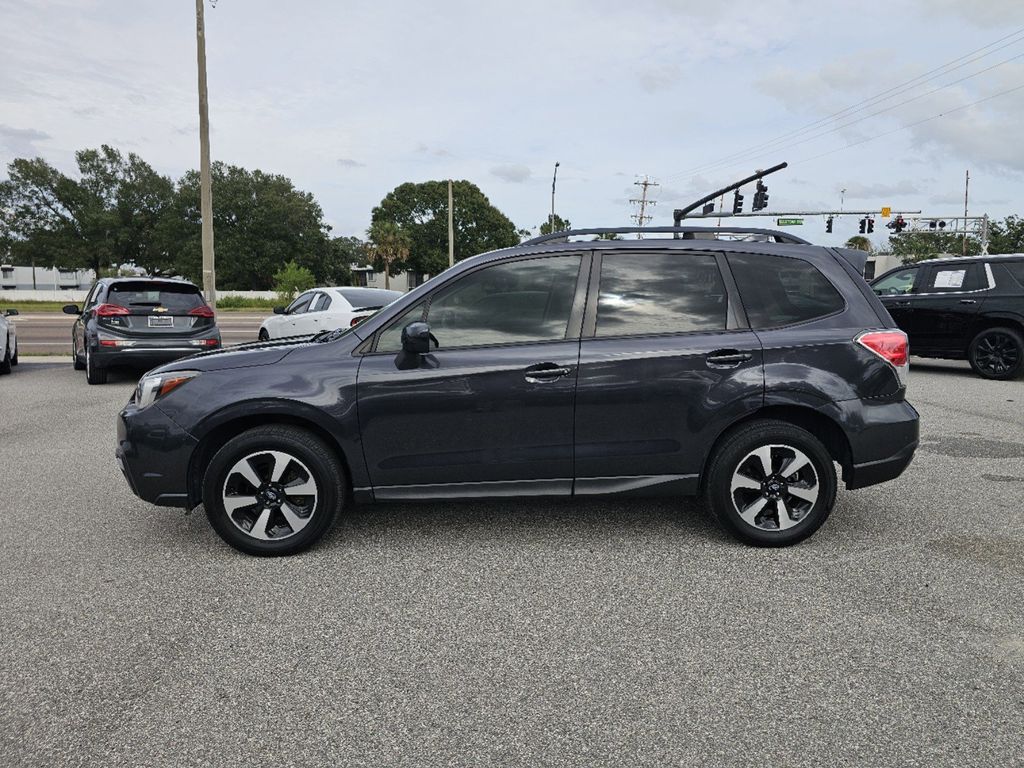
[401, 322, 436, 354]
[62, 304, 81, 315]
[3, 308, 19, 317]
[273, 306, 287, 315]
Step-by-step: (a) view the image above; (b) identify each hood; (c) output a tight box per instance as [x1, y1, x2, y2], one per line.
[155, 338, 305, 374]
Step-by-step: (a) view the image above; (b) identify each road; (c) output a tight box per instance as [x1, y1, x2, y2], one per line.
[11, 312, 268, 355]
[1, 358, 1022, 767]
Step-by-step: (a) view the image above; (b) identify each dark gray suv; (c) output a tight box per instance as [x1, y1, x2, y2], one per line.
[116, 227, 919, 555]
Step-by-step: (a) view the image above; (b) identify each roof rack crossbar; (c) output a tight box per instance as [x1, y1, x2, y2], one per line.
[521, 226, 811, 246]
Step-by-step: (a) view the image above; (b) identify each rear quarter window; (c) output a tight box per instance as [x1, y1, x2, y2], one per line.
[727, 253, 846, 328]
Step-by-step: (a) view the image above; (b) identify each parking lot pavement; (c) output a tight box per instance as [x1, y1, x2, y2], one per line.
[1, 357, 1022, 767]
[11, 312, 268, 355]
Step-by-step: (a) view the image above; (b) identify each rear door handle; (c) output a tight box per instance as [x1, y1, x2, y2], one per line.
[959, 299, 977, 305]
[894, 300, 911, 306]
[706, 350, 753, 367]
[524, 363, 572, 382]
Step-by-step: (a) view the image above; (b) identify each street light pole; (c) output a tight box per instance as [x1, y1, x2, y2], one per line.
[195, 0, 216, 307]
[550, 162, 560, 232]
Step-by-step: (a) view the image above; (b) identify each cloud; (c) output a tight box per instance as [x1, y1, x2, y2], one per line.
[490, 163, 531, 183]
[0, 125, 51, 158]
[415, 143, 453, 158]
[337, 157, 365, 168]
[840, 181, 920, 199]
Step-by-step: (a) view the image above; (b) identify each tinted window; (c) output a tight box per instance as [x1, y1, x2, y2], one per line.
[286, 293, 314, 314]
[376, 302, 426, 353]
[924, 263, 984, 292]
[337, 288, 402, 308]
[999, 261, 1024, 288]
[311, 293, 332, 312]
[596, 253, 727, 337]
[424, 255, 581, 349]
[728, 253, 845, 328]
[872, 268, 918, 296]
[107, 282, 205, 312]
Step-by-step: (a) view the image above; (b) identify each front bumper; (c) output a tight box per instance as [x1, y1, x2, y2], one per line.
[838, 398, 920, 490]
[116, 400, 197, 508]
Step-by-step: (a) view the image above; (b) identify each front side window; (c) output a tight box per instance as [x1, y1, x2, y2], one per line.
[728, 253, 846, 328]
[924, 263, 984, 293]
[596, 252, 728, 337]
[286, 293, 314, 315]
[872, 268, 919, 296]
[376, 302, 426, 353]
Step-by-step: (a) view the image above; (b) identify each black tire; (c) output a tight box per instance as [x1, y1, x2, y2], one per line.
[73, 336, 86, 370]
[203, 425, 345, 556]
[968, 326, 1024, 380]
[258, 328, 270, 342]
[10, 341, 17, 366]
[0, 341, 10, 375]
[85, 345, 107, 385]
[704, 419, 837, 547]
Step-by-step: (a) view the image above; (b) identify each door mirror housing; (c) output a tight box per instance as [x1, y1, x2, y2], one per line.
[273, 306, 287, 315]
[3, 308, 19, 317]
[62, 304, 81, 315]
[401, 322, 436, 354]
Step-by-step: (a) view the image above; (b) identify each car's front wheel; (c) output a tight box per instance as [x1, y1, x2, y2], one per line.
[0, 340, 11, 375]
[704, 420, 837, 547]
[258, 328, 270, 341]
[202, 426, 345, 556]
[968, 326, 1024, 380]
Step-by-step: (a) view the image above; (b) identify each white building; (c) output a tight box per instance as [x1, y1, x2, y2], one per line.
[349, 265, 428, 293]
[1, 264, 95, 291]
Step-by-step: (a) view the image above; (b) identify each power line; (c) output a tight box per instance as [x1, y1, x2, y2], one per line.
[662, 26, 1024, 183]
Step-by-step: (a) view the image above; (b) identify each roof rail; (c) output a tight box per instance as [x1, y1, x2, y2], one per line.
[522, 226, 811, 246]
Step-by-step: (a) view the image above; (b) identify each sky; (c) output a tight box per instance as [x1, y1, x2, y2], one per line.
[2, 0, 1024, 250]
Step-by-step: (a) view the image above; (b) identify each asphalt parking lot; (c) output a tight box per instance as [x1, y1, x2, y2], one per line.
[1, 358, 1022, 767]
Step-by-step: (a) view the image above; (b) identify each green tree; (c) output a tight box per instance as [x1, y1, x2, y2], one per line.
[539, 214, 571, 235]
[987, 215, 1024, 254]
[172, 163, 335, 290]
[843, 235, 873, 252]
[325, 235, 361, 285]
[889, 232, 981, 263]
[273, 260, 316, 303]
[370, 180, 519, 276]
[365, 221, 411, 290]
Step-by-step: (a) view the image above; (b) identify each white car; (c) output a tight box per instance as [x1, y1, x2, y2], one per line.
[0, 307, 19, 374]
[258, 287, 403, 341]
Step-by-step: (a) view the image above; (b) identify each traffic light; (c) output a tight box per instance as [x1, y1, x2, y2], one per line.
[825, 216, 833, 233]
[867, 218, 875, 234]
[752, 180, 769, 211]
[887, 215, 907, 233]
[702, 203, 715, 215]
[732, 189, 744, 214]
[859, 218, 867, 234]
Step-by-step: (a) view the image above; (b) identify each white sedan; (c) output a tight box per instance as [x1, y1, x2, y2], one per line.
[258, 287, 404, 341]
[0, 307, 18, 374]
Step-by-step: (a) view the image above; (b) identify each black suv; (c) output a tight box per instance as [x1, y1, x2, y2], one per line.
[116, 227, 919, 555]
[64, 277, 221, 384]
[871, 254, 1024, 380]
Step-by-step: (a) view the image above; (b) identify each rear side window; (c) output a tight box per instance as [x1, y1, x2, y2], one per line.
[107, 282, 205, 312]
[923, 263, 985, 292]
[596, 252, 728, 337]
[999, 261, 1024, 287]
[728, 253, 845, 328]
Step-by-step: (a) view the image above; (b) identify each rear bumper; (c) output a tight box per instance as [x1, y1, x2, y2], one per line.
[116, 401, 196, 508]
[92, 332, 221, 369]
[838, 399, 920, 490]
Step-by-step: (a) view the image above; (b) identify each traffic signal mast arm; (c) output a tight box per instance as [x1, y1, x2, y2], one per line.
[673, 162, 788, 224]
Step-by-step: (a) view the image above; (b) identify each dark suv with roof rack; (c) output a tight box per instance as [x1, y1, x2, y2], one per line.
[870, 254, 1024, 380]
[116, 226, 919, 555]
[64, 277, 221, 384]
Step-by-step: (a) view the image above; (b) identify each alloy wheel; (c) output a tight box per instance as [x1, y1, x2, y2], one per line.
[974, 332, 1020, 377]
[729, 444, 820, 531]
[221, 450, 319, 541]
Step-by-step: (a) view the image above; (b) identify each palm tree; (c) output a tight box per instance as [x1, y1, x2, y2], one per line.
[844, 235, 873, 253]
[365, 221, 411, 290]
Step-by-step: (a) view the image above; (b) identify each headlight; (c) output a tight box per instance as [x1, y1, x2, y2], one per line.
[135, 370, 201, 409]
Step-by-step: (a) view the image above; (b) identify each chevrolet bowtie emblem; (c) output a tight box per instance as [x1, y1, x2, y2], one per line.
[152, 307, 169, 313]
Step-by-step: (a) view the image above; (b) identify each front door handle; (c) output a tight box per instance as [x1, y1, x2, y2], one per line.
[894, 300, 911, 306]
[959, 299, 977, 305]
[524, 363, 572, 383]
[706, 349, 753, 367]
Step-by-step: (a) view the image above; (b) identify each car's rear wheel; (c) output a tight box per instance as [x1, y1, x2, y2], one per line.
[85, 345, 107, 385]
[202, 426, 344, 556]
[968, 326, 1024, 380]
[10, 340, 17, 366]
[258, 328, 270, 341]
[704, 420, 837, 547]
[0, 341, 11, 375]
[73, 335, 86, 370]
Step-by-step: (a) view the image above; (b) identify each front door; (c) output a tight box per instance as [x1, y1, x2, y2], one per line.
[909, 262, 988, 354]
[874, 265, 922, 343]
[573, 250, 763, 494]
[356, 253, 587, 498]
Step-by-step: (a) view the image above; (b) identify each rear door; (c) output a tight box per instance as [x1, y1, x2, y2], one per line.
[573, 249, 763, 495]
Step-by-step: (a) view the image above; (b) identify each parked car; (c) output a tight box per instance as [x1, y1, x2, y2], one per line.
[0, 307, 18, 375]
[870, 254, 1024, 380]
[258, 287, 403, 340]
[64, 277, 221, 385]
[116, 226, 919, 556]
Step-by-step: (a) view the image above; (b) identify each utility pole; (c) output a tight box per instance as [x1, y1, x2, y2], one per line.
[963, 170, 970, 257]
[630, 176, 659, 238]
[195, 0, 216, 307]
[447, 179, 455, 268]
[550, 162, 560, 232]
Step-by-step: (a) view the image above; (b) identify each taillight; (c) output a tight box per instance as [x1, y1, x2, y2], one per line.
[95, 303, 130, 316]
[350, 316, 364, 327]
[857, 330, 909, 386]
[189, 305, 215, 318]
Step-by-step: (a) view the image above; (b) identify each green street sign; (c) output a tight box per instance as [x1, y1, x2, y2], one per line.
[776, 218, 804, 226]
